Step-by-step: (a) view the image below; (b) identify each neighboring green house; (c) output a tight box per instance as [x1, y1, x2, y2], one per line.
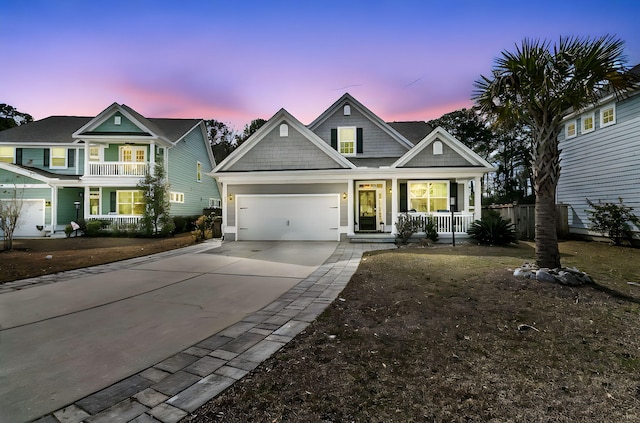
[0, 103, 219, 237]
[211, 93, 495, 241]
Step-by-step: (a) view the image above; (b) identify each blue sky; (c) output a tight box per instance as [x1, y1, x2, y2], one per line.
[2, 0, 639, 129]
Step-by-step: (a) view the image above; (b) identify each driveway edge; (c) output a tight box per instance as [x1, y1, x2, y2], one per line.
[32, 242, 393, 423]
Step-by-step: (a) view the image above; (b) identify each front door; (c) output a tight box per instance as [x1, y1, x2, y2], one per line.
[359, 190, 376, 230]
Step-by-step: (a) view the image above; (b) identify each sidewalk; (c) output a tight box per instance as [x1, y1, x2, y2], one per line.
[30, 242, 393, 423]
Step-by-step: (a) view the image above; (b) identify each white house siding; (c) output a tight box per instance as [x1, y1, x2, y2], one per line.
[226, 183, 348, 227]
[166, 126, 220, 216]
[226, 123, 344, 171]
[311, 106, 410, 158]
[557, 94, 640, 234]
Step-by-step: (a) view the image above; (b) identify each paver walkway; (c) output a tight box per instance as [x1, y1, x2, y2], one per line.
[7, 241, 392, 423]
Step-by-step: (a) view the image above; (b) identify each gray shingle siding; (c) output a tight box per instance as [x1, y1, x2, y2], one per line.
[312, 107, 409, 158]
[402, 139, 473, 167]
[227, 122, 344, 171]
[557, 93, 640, 232]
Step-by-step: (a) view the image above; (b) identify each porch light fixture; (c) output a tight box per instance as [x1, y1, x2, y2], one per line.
[342, 192, 347, 200]
[228, 194, 233, 201]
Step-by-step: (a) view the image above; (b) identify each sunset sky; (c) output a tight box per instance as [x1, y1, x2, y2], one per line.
[2, 0, 639, 130]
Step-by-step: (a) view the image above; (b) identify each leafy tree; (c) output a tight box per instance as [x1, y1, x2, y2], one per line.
[137, 159, 173, 236]
[473, 35, 635, 269]
[0, 187, 23, 250]
[206, 119, 238, 163]
[0, 103, 33, 131]
[427, 107, 496, 161]
[236, 118, 267, 146]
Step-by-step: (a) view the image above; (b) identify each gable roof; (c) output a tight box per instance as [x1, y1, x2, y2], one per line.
[213, 108, 356, 172]
[308, 93, 415, 150]
[386, 121, 433, 145]
[392, 126, 495, 169]
[0, 116, 91, 144]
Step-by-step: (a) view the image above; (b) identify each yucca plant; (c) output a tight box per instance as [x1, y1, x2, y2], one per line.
[467, 216, 517, 245]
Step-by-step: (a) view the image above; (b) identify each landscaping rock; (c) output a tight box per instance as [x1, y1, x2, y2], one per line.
[513, 264, 594, 286]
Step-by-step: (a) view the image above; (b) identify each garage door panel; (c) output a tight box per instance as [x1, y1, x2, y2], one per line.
[237, 195, 339, 241]
[1, 199, 45, 237]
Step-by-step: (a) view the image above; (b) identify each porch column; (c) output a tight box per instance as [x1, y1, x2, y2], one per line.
[347, 179, 355, 236]
[83, 140, 90, 176]
[50, 186, 58, 233]
[221, 182, 228, 236]
[391, 178, 398, 235]
[84, 187, 90, 218]
[150, 142, 156, 175]
[474, 176, 482, 221]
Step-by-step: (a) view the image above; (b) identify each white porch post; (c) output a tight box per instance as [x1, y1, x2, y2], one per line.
[347, 179, 355, 236]
[474, 176, 482, 221]
[391, 178, 398, 234]
[221, 182, 228, 236]
[50, 186, 57, 232]
[83, 140, 90, 176]
[84, 187, 90, 218]
[150, 142, 156, 175]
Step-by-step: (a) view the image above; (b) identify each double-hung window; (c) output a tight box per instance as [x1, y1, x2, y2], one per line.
[408, 181, 449, 213]
[50, 147, 67, 168]
[0, 146, 14, 163]
[338, 127, 356, 156]
[170, 192, 185, 203]
[117, 190, 144, 215]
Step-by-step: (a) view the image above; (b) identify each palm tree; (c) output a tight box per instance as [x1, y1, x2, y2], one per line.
[474, 36, 635, 269]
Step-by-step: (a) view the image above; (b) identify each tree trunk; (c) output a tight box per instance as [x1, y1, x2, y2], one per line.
[532, 127, 561, 269]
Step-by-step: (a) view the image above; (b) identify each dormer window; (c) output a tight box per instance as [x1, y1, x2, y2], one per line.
[565, 120, 577, 139]
[600, 103, 616, 127]
[433, 141, 443, 155]
[114, 116, 122, 125]
[279, 123, 288, 137]
[343, 105, 351, 116]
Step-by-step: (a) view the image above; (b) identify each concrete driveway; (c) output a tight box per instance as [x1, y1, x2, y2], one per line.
[0, 240, 339, 423]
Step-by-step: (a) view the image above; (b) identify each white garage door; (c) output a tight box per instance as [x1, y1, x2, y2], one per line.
[1, 199, 45, 237]
[237, 194, 340, 241]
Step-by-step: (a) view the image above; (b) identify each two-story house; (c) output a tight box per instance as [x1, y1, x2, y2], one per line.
[0, 103, 220, 237]
[557, 64, 640, 240]
[211, 93, 495, 241]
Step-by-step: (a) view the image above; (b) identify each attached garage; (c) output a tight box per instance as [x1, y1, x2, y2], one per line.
[236, 194, 340, 241]
[1, 199, 45, 237]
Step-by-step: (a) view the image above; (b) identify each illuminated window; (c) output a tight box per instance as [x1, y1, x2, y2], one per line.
[565, 120, 577, 139]
[581, 113, 595, 134]
[408, 181, 449, 213]
[0, 146, 14, 163]
[170, 192, 185, 203]
[120, 146, 146, 162]
[116, 190, 144, 215]
[89, 146, 103, 161]
[600, 103, 616, 127]
[89, 188, 100, 215]
[50, 148, 67, 168]
[197, 162, 202, 182]
[338, 127, 356, 155]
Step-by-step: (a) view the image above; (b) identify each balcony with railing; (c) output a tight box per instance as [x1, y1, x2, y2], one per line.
[87, 162, 148, 177]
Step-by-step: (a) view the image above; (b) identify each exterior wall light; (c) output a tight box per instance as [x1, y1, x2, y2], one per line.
[342, 192, 347, 200]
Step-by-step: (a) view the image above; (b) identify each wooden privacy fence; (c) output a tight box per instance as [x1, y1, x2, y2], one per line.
[486, 204, 569, 240]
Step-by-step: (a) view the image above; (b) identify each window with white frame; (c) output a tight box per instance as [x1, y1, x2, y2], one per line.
[170, 192, 185, 203]
[600, 103, 616, 127]
[89, 188, 100, 215]
[433, 140, 443, 155]
[50, 147, 67, 168]
[89, 146, 103, 161]
[196, 162, 202, 182]
[116, 190, 144, 215]
[0, 146, 14, 163]
[279, 123, 288, 137]
[209, 198, 221, 208]
[408, 181, 449, 213]
[581, 113, 595, 134]
[565, 120, 577, 139]
[338, 127, 356, 155]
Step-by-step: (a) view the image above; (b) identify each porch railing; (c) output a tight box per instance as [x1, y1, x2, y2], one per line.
[87, 215, 142, 229]
[88, 162, 148, 177]
[405, 212, 475, 234]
